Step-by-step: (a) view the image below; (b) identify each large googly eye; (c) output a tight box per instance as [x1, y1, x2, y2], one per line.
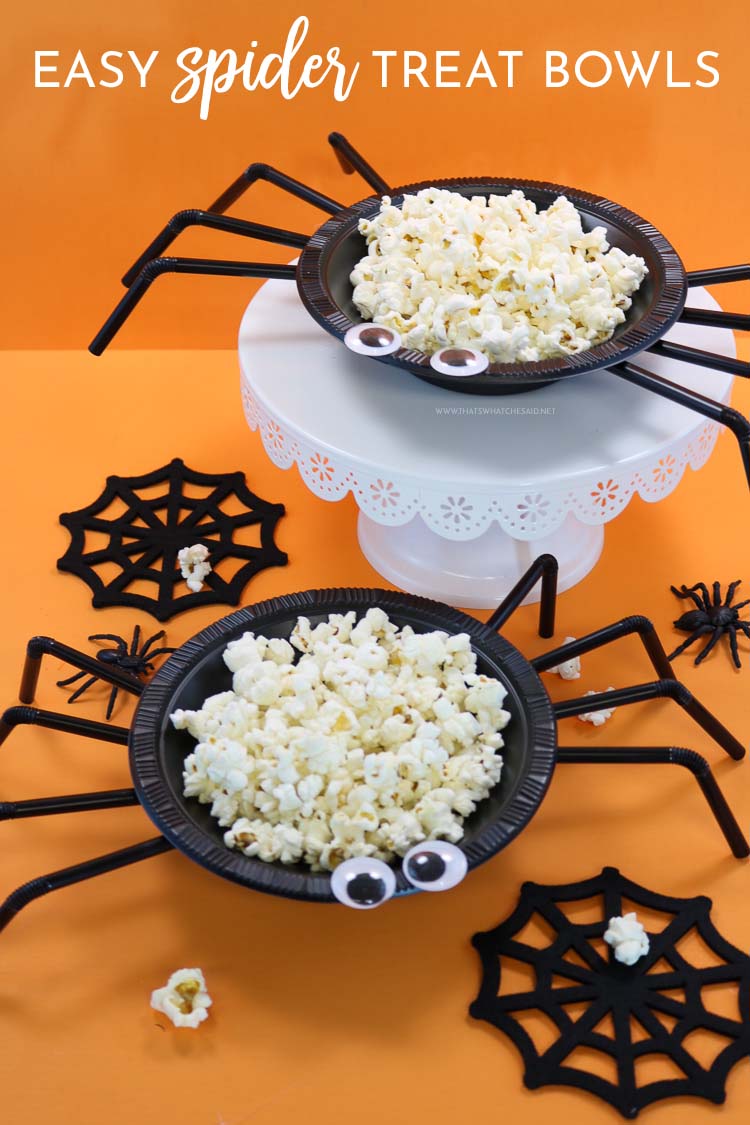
[344, 323, 402, 356]
[429, 347, 489, 378]
[330, 857, 396, 909]
[402, 842, 468, 892]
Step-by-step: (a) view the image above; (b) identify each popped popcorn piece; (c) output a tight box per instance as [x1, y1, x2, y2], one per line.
[576, 688, 617, 726]
[172, 612, 511, 870]
[351, 188, 647, 363]
[150, 968, 212, 1029]
[546, 637, 581, 680]
[604, 913, 650, 966]
[177, 543, 212, 593]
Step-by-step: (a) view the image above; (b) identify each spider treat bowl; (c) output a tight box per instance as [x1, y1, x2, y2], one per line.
[2, 566, 747, 927]
[93, 131, 732, 398]
[296, 177, 685, 395]
[131, 588, 556, 904]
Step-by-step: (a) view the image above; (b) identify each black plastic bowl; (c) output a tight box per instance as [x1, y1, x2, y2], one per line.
[130, 589, 557, 903]
[297, 177, 687, 395]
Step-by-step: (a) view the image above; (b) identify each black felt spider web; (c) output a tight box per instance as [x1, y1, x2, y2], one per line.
[470, 867, 750, 1118]
[58, 459, 288, 621]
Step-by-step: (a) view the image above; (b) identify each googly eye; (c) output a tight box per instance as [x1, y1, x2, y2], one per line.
[330, 857, 396, 909]
[429, 347, 489, 378]
[344, 323, 402, 356]
[402, 842, 468, 892]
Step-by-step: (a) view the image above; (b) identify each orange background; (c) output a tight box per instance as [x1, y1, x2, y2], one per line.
[0, 350, 748, 1124]
[2, 0, 750, 350]
[2, 1, 750, 1124]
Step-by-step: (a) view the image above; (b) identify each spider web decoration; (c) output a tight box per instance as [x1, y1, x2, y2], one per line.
[470, 867, 750, 1119]
[58, 459, 288, 621]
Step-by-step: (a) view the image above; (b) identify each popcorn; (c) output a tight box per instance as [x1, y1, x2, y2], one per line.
[546, 638, 582, 680]
[351, 188, 647, 363]
[150, 968, 212, 1029]
[604, 913, 650, 966]
[172, 612, 511, 870]
[177, 543, 212, 593]
[576, 688, 617, 726]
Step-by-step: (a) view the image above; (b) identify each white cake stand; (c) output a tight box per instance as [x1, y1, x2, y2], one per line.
[239, 282, 735, 608]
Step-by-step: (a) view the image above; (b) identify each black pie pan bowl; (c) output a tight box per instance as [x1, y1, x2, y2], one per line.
[297, 177, 687, 396]
[130, 589, 557, 903]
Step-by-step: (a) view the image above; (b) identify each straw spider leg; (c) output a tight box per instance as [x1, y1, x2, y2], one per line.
[610, 361, 750, 490]
[681, 259, 750, 333]
[532, 624, 748, 857]
[328, 131, 392, 196]
[0, 836, 173, 934]
[627, 262, 750, 487]
[209, 132, 391, 214]
[649, 339, 750, 379]
[89, 258, 297, 355]
[0, 635, 174, 933]
[89, 133, 391, 354]
[486, 552, 559, 639]
[0, 633, 146, 748]
[541, 638, 745, 761]
[556, 746, 749, 857]
[207, 156, 344, 218]
[56, 625, 176, 719]
[120, 214, 310, 288]
[122, 152, 347, 284]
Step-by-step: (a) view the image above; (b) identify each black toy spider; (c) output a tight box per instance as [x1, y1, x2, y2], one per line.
[57, 625, 175, 719]
[667, 581, 750, 668]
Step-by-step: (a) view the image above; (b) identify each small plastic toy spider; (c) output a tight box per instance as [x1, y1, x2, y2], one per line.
[668, 581, 750, 668]
[57, 625, 175, 719]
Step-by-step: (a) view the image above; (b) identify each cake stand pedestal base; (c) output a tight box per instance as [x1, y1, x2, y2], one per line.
[357, 511, 604, 608]
[240, 279, 735, 610]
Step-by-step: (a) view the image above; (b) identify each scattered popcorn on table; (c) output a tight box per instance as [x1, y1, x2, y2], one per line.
[546, 638, 581, 681]
[172, 609, 511, 871]
[351, 188, 647, 363]
[150, 968, 212, 1029]
[178, 543, 212, 593]
[576, 688, 617, 726]
[604, 913, 650, 966]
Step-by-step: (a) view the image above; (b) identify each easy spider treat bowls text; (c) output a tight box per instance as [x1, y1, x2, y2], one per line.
[130, 588, 556, 904]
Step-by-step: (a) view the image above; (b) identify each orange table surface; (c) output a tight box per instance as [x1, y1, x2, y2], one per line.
[1, 345, 749, 1124]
